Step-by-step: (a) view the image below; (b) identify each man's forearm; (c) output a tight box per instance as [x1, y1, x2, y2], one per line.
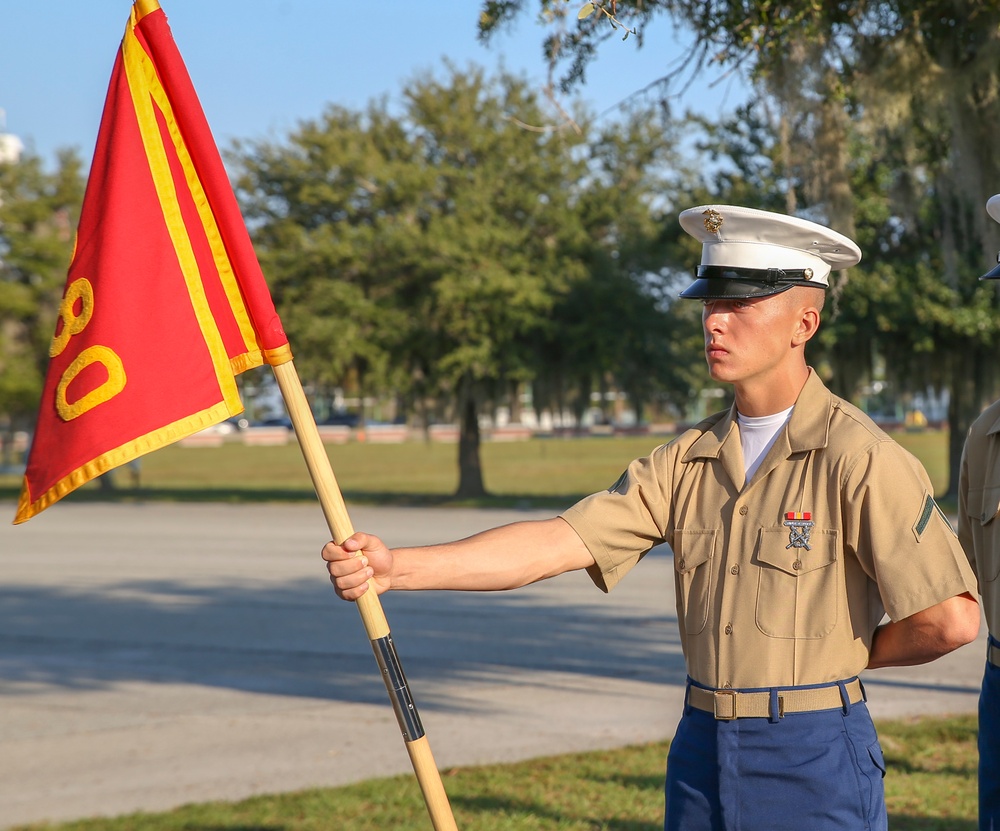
[389, 516, 595, 592]
[867, 593, 980, 669]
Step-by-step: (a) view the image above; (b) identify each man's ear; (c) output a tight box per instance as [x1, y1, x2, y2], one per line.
[792, 305, 821, 346]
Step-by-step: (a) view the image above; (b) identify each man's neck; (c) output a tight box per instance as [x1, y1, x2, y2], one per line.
[733, 366, 810, 417]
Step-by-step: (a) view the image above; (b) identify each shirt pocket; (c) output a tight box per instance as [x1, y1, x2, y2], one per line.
[968, 485, 1000, 582]
[674, 529, 716, 636]
[754, 527, 840, 639]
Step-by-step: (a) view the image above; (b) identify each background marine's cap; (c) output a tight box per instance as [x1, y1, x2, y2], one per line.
[981, 194, 1000, 279]
[677, 204, 862, 300]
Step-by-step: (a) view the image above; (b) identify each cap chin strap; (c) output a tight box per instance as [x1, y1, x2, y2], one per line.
[696, 265, 816, 285]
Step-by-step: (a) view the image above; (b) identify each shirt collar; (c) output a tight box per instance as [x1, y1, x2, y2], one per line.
[683, 369, 832, 462]
[984, 405, 1000, 437]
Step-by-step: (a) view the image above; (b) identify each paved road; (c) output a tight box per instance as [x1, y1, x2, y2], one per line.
[0, 501, 989, 829]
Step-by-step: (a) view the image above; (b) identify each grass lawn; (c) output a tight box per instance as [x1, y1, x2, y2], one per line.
[0, 428, 953, 512]
[9, 714, 978, 831]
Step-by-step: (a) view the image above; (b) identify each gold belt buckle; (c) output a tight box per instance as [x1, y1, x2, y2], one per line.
[713, 690, 738, 720]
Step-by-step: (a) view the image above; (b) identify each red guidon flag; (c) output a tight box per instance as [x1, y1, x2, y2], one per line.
[14, 0, 291, 523]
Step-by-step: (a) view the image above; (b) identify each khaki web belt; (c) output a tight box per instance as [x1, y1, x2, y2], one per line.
[687, 678, 864, 720]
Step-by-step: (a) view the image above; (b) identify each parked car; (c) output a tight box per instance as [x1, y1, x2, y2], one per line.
[320, 411, 360, 427]
[254, 416, 293, 430]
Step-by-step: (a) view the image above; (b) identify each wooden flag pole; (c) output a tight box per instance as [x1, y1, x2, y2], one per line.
[271, 360, 459, 831]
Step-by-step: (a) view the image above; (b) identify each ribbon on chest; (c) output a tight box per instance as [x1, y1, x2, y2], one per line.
[783, 511, 814, 551]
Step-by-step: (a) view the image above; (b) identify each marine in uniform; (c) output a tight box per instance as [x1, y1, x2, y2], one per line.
[323, 205, 981, 831]
[957, 192, 1000, 831]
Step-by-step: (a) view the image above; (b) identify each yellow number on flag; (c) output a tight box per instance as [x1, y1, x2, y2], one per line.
[55, 346, 128, 421]
[50, 278, 96, 358]
[49, 277, 128, 420]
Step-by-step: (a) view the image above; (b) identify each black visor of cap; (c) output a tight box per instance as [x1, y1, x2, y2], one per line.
[981, 252, 1000, 280]
[678, 265, 822, 300]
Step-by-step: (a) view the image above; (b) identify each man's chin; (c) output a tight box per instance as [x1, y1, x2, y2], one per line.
[706, 364, 736, 384]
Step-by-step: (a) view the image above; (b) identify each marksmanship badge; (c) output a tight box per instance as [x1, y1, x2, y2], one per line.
[784, 511, 814, 550]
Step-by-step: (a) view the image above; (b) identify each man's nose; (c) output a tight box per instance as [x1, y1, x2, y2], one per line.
[703, 303, 725, 328]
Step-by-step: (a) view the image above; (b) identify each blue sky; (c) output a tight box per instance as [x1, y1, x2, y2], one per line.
[0, 1, 749, 166]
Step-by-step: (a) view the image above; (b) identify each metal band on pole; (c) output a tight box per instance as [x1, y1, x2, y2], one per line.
[373, 635, 425, 741]
[272, 360, 458, 831]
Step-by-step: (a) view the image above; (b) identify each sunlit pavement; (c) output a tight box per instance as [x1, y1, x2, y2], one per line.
[0, 501, 987, 828]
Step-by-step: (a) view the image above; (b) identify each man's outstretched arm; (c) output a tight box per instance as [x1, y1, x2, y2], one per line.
[323, 516, 596, 600]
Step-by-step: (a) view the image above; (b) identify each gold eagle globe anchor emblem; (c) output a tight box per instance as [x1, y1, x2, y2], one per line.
[702, 208, 724, 233]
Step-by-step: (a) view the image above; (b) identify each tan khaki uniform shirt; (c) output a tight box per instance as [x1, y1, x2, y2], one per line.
[563, 371, 978, 690]
[958, 398, 1000, 637]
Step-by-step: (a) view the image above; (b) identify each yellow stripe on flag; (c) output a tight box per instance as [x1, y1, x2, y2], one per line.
[121, 13, 249, 405]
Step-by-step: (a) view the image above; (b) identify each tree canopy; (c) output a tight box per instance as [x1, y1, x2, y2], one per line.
[231, 66, 689, 495]
[0, 149, 83, 459]
[479, 0, 1000, 494]
[7, 4, 1000, 497]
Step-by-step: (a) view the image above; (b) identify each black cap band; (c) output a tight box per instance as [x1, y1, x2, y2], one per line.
[679, 265, 824, 300]
[695, 265, 816, 284]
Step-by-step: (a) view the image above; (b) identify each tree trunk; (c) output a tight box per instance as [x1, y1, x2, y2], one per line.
[0, 426, 14, 468]
[945, 346, 990, 500]
[572, 375, 590, 429]
[509, 379, 522, 425]
[629, 386, 645, 426]
[455, 374, 486, 498]
[598, 375, 611, 424]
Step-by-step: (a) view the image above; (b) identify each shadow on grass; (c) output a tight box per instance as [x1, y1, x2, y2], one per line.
[603, 772, 668, 793]
[888, 760, 977, 778]
[0, 484, 585, 511]
[887, 816, 976, 830]
[156, 827, 281, 831]
[451, 793, 662, 831]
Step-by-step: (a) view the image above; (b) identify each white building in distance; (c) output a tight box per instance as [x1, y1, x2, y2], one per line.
[0, 109, 24, 164]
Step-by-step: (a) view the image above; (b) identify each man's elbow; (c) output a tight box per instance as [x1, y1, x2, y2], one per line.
[942, 592, 981, 651]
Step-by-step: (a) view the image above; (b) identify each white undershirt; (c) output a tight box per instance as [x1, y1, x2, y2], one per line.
[737, 406, 793, 483]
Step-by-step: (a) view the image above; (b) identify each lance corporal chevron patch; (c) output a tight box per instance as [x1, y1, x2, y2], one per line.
[914, 493, 953, 540]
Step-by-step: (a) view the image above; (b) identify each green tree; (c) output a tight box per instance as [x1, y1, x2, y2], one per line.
[0, 149, 83, 461]
[230, 104, 417, 418]
[233, 66, 593, 497]
[482, 0, 1000, 495]
[538, 104, 701, 428]
[383, 66, 595, 496]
